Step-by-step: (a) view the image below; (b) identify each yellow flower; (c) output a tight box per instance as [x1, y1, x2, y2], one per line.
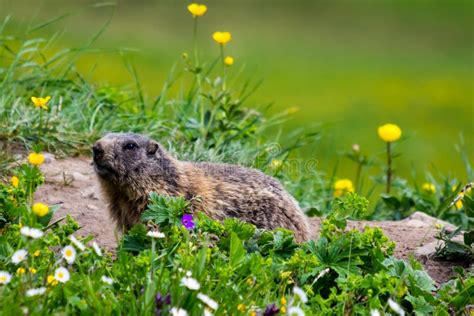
[280, 306, 287, 314]
[47, 275, 58, 286]
[187, 3, 207, 17]
[250, 311, 257, 316]
[29, 267, 37, 274]
[246, 278, 253, 286]
[378, 123, 402, 142]
[271, 159, 282, 169]
[280, 297, 287, 305]
[422, 182, 436, 194]
[10, 176, 19, 188]
[28, 152, 45, 166]
[212, 31, 232, 45]
[224, 56, 234, 66]
[334, 179, 354, 197]
[237, 304, 246, 312]
[434, 223, 444, 230]
[32, 203, 49, 217]
[31, 96, 51, 110]
[33, 250, 41, 257]
[16, 267, 26, 275]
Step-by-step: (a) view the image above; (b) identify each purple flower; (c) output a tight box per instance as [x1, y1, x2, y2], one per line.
[155, 292, 171, 316]
[263, 303, 279, 316]
[181, 214, 195, 230]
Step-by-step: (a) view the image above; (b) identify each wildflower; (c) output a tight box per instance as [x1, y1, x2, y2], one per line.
[378, 123, 402, 142]
[288, 306, 305, 316]
[352, 144, 360, 152]
[32, 203, 49, 217]
[147, 231, 166, 238]
[370, 310, 381, 316]
[271, 159, 282, 169]
[204, 309, 213, 316]
[69, 235, 86, 251]
[333, 179, 354, 197]
[186, 270, 192, 277]
[28, 152, 45, 166]
[434, 223, 444, 230]
[246, 277, 254, 286]
[212, 32, 232, 45]
[263, 304, 279, 316]
[12, 249, 28, 264]
[11, 176, 19, 188]
[92, 241, 102, 256]
[54, 267, 70, 283]
[170, 307, 188, 316]
[181, 214, 195, 230]
[33, 250, 40, 257]
[197, 293, 218, 310]
[101, 275, 113, 285]
[250, 312, 257, 316]
[292, 286, 308, 303]
[388, 298, 405, 316]
[224, 56, 234, 66]
[29, 268, 37, 274]
[25, 287, 46, 297]
[422, 183, 436, 194]
[280, 297, 287, 305]
[237, 304, 246, 312]
[16, 267, 26, 275]
[180, 276, 200, 290]
[21, 226, 44, 239]
[155, 292, 172, 314]
[62, 245, 76, 264]
[187, 3, 207, 17]
[47, 275, 58, 286]
[281, 306, 287, 314]
[0, 271, 12, 284]
[31, 96, 51, 110]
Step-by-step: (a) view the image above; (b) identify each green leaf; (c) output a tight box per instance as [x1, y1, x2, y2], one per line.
[229, 232, 245, 268]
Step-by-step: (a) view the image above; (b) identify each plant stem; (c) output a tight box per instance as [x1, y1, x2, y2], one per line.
[220, 44, 226, 91]
[386, 142, 392, 194]
[355, 162, 362, 193]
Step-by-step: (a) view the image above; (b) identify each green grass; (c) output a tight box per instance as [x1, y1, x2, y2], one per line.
[1, 0, 472, 180]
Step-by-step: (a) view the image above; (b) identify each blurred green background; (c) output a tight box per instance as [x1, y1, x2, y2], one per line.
[1, 0, 473, 181]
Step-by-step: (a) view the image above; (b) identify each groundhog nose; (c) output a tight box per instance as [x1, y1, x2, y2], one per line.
[92, 142, 104, 160]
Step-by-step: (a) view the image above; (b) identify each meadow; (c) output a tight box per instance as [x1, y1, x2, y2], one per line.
[0, 1, 473, 315]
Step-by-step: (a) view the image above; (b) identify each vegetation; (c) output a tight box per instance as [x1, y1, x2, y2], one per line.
[0, 2, 472, 315]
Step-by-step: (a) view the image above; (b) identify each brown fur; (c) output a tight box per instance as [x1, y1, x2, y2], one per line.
[92, 133, 310, 242]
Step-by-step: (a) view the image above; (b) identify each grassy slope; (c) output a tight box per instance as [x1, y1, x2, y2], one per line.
[0, 0, 472, 181]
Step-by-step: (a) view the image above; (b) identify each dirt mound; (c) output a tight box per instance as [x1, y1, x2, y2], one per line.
[35, 155, 465, 284]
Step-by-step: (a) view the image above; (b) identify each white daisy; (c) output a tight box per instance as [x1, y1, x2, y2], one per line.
[180, 276, 200, 290]
[288, 306, 305, 316]
[170, 307, 188, 316]
[12, 249, 28, 264]
[101, 275, 113, 285]
[292, 286, 308, 303]
[62, 245, 76, 264]
[146, 231, 165, 239]
[26, 287, 46, 297]
[0, 271, 12, 284]
[69, 235, 86, 251]
[92, 242, 102, 257]
[29, 228, 44, 239]
[20, 226, 31, 237]
[197, 293, 218, 310]
[54, 267, 70, 283]
[388, 298, 405, 316]
[370, 310, 381, 316]
[186, 270, 192, 277]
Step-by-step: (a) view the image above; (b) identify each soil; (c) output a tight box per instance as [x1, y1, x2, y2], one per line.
[35, 155, 468, 285]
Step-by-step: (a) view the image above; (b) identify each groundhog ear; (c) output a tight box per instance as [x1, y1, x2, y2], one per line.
[146, 141, 159, 155]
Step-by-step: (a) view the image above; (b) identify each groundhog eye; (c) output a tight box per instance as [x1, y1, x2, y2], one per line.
[124, 142, 137, 151]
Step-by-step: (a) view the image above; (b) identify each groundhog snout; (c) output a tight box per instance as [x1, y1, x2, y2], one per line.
[92, 142, 105, 161]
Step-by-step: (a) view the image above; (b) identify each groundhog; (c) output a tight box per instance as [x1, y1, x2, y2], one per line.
[92, 133, 310, 242]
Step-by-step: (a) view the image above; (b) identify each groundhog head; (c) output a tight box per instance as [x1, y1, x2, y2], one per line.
[92, 133, 172, 187]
